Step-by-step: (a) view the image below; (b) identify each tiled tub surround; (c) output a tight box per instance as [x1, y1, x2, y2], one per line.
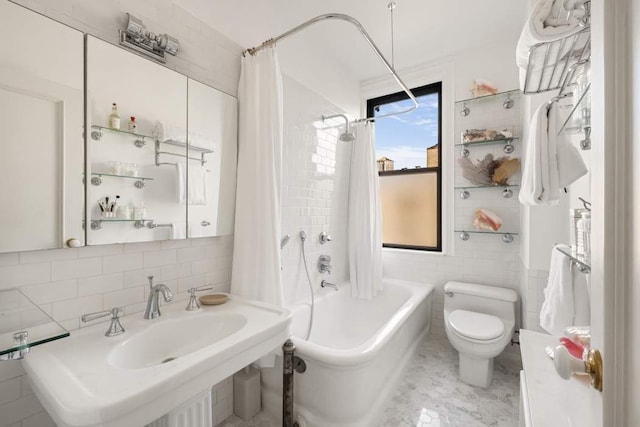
[0, 236, 234, 426]
[280, 75, 353, 306]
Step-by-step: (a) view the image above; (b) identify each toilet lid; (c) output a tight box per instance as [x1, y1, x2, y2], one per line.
[448, 310, 504, 340]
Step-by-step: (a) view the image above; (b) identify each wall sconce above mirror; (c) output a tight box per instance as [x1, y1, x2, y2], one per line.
[119, 13, 179, 63]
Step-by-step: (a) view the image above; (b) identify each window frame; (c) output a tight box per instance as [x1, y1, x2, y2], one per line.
[367, 81, 443, 252]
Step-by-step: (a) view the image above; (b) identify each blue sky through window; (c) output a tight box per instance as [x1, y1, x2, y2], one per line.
[374, 93, 439, 169]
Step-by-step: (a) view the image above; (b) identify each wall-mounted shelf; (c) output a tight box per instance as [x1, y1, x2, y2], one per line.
[455, 89, 521, 116]
[555, 244, 590, 273]
[456, 137, 519, 156]
[90, 125, 153, 148]
[90, 218, 153, 230]
[456, 184, 519, 199]
[90, 173, 153, 189]
[0, 289, 69, 361]
[455, 230, 518, 243]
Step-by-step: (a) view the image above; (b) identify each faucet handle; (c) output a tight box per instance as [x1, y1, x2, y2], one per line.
[185, 286, 214, 311]
[81, 307, 125, 337]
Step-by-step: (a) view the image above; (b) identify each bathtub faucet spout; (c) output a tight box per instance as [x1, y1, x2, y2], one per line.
[321, 280, 339, 291]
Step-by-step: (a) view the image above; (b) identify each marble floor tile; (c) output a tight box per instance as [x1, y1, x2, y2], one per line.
[221, 333, 522, 427]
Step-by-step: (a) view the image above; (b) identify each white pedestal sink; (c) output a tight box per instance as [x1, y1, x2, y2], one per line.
[22, 295, 291, 427]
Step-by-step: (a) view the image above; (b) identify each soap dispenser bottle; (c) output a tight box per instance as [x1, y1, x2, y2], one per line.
[108, 103, 121, 130]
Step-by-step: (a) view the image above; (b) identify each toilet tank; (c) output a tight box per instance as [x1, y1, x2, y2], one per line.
[443, 281, 518, 321]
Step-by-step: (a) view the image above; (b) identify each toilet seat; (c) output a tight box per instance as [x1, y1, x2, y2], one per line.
[448, 310, 504, 341]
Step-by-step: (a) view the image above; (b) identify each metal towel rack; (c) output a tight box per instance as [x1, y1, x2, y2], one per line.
[155, 140, 213, 167]
[555, 244, 590, 274]
[523, 1, 591, 95]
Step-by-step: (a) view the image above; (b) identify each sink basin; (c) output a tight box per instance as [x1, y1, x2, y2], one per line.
[108, 312, 247, 369]
[22, 295, 291, 427]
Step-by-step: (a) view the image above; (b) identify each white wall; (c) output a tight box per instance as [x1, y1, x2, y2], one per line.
[1, 1, 242, 425]
[362, 36, 524, 335]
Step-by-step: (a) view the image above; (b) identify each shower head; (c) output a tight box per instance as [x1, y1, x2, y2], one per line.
[339, 131, 356, 142]
[322, 114, 355, 142]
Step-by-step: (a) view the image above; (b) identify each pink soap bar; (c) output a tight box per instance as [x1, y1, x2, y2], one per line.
[559, 337, 585, 359]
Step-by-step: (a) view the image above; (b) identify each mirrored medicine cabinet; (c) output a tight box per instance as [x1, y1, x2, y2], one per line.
[0, 0, 238, 254]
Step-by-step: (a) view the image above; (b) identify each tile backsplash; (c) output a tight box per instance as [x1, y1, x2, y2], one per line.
[0, 236, 233, 426]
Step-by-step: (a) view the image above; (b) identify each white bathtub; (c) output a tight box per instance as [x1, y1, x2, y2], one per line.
[262, 278, 434, 426]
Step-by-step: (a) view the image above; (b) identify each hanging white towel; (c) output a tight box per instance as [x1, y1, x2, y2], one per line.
[572, 265, 591, 326]
[519, 103, 560, 206]
[176, 163, 207, 205]
[171, 223, 187, 240]
[516, 0, 586, 90]
[540, 245, 575, 335]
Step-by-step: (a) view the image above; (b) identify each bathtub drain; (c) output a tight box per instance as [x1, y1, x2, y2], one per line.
[161, 356, 177, 364]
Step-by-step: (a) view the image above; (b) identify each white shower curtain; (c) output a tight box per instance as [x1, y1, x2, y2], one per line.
[348, 122, 383, 299]
[231, 47, 284, 306]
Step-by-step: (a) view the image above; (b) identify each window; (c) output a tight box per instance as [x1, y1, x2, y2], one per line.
[367, 82, 442, 251]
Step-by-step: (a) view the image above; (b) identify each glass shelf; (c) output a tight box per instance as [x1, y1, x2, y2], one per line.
[90, 125, 155, 141]
[455, 183, 519, 190]
[454, 137, 519, 147]
[0, 289, 69, 359]
[556, 244, 591, 273]
[455, 229, 518, 243]
[90, 173, 153, 189]
[455, 89, 521, 105]
[91, 173, 153, 181]
[90, 218, 153, 231]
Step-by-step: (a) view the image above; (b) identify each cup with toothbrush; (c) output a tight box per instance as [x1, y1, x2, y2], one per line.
[98, 195, 120, 218]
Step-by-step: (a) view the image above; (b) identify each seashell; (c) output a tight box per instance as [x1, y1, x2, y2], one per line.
[471, 78, 498, 97]
[474, 208, 503, 232]
[458, 154, 502, 186]
[492, 158, 521, 185]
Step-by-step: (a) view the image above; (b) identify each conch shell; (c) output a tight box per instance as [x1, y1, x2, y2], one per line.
[474, 209, 503, 231]
[492, 158, 521, 185]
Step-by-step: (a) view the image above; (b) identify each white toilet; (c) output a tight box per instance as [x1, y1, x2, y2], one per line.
[443, 281, 518, 388]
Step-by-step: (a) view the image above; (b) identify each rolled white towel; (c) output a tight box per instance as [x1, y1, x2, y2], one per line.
[516, 0, 587, 91]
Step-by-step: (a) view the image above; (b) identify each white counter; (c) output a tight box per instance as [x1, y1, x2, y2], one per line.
[519, 329, 600, 427]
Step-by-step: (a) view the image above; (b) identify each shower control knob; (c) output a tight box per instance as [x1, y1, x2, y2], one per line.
[319, 231, 332, 244]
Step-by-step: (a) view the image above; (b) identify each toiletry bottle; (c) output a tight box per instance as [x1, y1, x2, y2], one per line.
[134, 202, 147, 220]
[109, 103, 121, 130]
[577, 211, 591, 259]
[128, 116, 137, 132]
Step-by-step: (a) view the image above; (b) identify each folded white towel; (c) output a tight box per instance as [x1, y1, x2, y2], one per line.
[516, 0, 586, 90]
[519, 103, 560, 206]
[176, 163, 208, 205]
[540, 245, 575, 335]
[153, 120, 187, 143]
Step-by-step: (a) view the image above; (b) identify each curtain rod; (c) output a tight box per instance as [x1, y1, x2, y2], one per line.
[242, 13, 418, 122]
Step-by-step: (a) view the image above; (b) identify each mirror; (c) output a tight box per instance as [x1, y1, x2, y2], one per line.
[0, 2, 84, 253]
[187, 79, 238, 237]
[86, 36, 188, 245]
[85, 36, 238, 245]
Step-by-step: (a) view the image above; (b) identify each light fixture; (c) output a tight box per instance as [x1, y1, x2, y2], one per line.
[118, 13, 179, 63]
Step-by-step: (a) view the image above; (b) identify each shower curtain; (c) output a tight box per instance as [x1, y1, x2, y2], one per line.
[231, 47, 284, 306]
[348, 122, 383, 299]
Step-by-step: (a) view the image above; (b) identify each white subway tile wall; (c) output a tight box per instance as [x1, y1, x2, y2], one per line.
[0, 2, 242, 425]
[280, 76, 352, 306]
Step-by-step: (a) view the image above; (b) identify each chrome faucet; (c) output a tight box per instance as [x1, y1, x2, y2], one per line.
[321, 280, 339, 291]
[144, 276, 174, 319]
